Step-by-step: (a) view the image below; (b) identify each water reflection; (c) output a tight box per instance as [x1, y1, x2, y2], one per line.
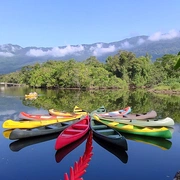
[64, 131, 93, 180]
[122, 132, 172, 150]
[9, 133, 59, 152]
[2, 128, 13, 138]
[1, 87, 180, 180]
[93, 136, 128, 164]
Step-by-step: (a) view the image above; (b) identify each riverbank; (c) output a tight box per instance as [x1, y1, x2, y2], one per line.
[148, 89, 180, 95]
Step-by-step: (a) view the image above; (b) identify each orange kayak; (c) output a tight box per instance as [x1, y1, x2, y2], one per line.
[19, 111, 80, 120]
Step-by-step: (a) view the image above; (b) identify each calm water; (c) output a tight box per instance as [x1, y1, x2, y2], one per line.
[0, 86, 180, 180]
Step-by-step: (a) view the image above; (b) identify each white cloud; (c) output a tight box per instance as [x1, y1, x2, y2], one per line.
[90, 43, 116, 56]
[26, 45, 84, 57]
[119, 41, 133, 49]
[0, 52, 14, 57]
[0, 110, 16, 116]
[137, 38, 145, 45]
[148, 29, 180, 41]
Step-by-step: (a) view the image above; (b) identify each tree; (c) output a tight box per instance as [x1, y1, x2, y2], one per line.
[83, 56, 102, 67]
[174, 58, 180, 70]
[174, 51, 180, 69]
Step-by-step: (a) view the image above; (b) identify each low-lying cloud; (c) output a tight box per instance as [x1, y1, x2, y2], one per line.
[137, 38, 146, 45]
[119, 41, 133, 49]
[0, 52, 14, 57]
[90, 43, 116, 56]
[0, 110, 16, 116]
[148, 29, 180, 41]
[26, 45, 84, 57]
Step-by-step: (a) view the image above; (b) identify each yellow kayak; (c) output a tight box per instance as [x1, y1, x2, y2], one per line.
[25, 92, 38, 98]
[49, 106, 88, 116]
[2, 115, 82, 129]
[3, 129, 13, 138]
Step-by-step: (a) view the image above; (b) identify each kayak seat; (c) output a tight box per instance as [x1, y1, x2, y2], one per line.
[97, 129, 114, 133]
[72, 124, 87, 130]
[62, 134, 73, 137]
[65, 129, 84, 133]
[92, 125, 107, 130]
[96, 129, 114, 133]
[96, 129, 115, 135]
[108, 134, 120, 138]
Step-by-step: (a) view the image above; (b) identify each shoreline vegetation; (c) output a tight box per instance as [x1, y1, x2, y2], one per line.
[148, 88, 180, 95]
[0, 50, 179, 95]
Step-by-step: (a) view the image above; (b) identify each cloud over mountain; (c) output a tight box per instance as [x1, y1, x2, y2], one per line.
[148, 29, 180, 41]
[0, 29, 180, 74]
[26, 45, 84, 57]
[90, 44, 116, 56]
[0, 52, 14, 57]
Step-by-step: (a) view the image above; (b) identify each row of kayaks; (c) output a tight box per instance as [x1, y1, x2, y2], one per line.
[2, 106, 175, 152]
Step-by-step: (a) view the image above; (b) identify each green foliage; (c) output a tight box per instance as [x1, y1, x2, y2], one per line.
[0, 51, 180, 92]
[174, 57, 180, 70]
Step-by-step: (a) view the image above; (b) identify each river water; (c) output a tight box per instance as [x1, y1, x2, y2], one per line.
[0, 86, 180, 180]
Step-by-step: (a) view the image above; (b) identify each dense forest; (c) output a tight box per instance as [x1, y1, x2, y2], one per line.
[0, 50, 180, 91]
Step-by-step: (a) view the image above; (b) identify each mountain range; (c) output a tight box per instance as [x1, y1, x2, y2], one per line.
[0, 35, 180, 74]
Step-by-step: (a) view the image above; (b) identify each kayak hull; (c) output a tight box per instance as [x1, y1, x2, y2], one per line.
[8, 123, 69, 140]
[55, 115, 90, 150]
[90, 117, 128, 151]
[19, 111, 81, 120]
[93, 115, 172, 139]
[96, 116, 174, 127]
[2, 116, 81, 129]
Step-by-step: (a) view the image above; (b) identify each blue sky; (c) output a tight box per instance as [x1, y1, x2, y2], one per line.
[0, 0, 180, 47]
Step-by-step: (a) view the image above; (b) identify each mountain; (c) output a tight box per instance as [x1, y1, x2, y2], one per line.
[0, 35, 180, 74]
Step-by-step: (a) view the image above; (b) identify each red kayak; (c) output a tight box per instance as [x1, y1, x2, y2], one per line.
[55, 115, 90, 150]
[19, 111, 82, 120]
[55, 131, 89, 163]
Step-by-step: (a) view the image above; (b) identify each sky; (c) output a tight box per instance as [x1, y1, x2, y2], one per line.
[0, 0, 180, 48]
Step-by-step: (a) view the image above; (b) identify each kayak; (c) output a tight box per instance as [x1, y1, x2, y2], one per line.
[2, 115, 82, 129]
[91, 106, 157, 119]
[55, 131, 89, 163]
[19, 111, 82, 120]
[55, 115, 90, 150]
[93, 115, 172, 139]
[25, 94, 37, 98]
[90, 106, 107, 115]
[49, 106, 87, 116]
[119, 110, 157, 119]
[25, 92, 38, 98]
[96, 106, 131, 117]
[94, 114, 174, 127]
[99, 110, 157, 119]
[73, 106, 88, 115]
[90, 117, 128, 151]
[8, 123, 69, 140]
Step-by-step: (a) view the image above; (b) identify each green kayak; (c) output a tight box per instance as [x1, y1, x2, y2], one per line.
[93, 115, 172, 139]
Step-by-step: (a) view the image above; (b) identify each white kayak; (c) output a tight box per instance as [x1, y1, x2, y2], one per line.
[94, 115, 175, 127]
